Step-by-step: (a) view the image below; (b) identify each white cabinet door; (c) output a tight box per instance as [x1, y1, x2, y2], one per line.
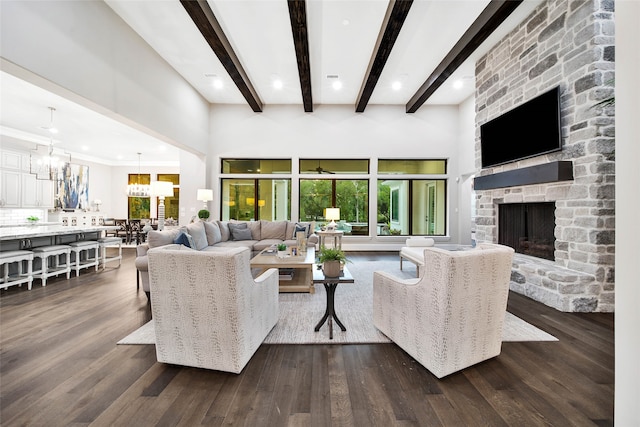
[22, 173, 54, 207]
[1, 170, 21, 207]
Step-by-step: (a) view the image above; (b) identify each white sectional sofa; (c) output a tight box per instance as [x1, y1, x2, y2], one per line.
[135, 219, 318, 298]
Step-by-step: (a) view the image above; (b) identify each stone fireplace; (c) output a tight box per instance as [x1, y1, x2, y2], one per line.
[473, 0, 615, 312]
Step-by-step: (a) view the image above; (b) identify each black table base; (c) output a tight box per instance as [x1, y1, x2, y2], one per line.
[314, 282, 346, 339]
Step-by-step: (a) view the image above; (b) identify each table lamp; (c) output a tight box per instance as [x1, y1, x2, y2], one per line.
[325, 207, 340, 231]
[197, 189, 214, 209]
[151, 181, 174, 231]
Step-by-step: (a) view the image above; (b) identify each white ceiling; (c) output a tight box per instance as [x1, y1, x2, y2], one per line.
[0, 0, 542, 165]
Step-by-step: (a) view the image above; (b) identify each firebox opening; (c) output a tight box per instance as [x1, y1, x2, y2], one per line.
[499, 202, 555, 261]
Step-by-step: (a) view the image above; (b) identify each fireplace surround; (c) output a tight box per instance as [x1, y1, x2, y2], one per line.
[473, 0, 615, 312]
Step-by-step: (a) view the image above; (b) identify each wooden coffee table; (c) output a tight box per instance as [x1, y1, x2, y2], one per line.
[250, 247, 315, 293]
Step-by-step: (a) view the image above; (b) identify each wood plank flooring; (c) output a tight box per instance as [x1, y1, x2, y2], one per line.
[0, 250, 614, 426]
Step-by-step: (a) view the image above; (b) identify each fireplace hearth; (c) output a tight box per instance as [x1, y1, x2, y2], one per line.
[499, 203, 555, 261]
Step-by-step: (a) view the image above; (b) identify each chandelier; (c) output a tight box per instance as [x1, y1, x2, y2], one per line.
[127, 153, 150, 197]
[30, 107, 70, 180]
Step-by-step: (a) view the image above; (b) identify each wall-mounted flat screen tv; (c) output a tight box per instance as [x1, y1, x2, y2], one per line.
[480, 86, 562, 168]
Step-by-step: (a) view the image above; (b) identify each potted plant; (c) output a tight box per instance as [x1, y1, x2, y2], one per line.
[27, 216, 40, 224]
[197, 209, 210, 221]
[276, 243, 288, 258]
[318, 246, 349, 277]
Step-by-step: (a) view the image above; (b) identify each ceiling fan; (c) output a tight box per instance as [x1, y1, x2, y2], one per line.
[313, 160, 335, 174]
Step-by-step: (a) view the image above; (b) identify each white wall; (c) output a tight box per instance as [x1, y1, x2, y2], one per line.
[178, 150, 207, 226]
[209, 104, 464, 248]
[456, 95, 476, 245]
[0, 0, 209, 155]
[615, 1, 640, 423]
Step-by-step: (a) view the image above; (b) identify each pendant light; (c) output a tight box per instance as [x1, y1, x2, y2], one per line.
[30, 107, 71, 180]
[127, 153, 150, 197]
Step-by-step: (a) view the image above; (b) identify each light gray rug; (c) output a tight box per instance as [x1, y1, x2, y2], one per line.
[118, 261, 557, 345]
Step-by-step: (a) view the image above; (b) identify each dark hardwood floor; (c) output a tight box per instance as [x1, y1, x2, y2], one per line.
[0, 250, 614, 426]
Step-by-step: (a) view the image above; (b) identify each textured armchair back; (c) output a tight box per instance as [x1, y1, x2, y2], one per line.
[148, 245, 279, 373]
[373, 243, 514, 378]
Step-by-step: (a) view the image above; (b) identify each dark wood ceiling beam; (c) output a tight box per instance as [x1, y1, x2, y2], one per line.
[180, 0, 263, 112]
[288, 0, 313, 112]
[406, 0, 522, 113]
[356, 0, 414, 113]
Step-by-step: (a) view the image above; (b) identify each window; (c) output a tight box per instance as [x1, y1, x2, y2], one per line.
[299, 179, 369, 235]
[222, 159, 291, 174]
[299, 159, 369, 175]
[221, 179, 290, 221]
[157, 174, 179, 221]
[378, 159, 447, 174]
[128, 173, 150, 219]
[378, 179, 446, 236]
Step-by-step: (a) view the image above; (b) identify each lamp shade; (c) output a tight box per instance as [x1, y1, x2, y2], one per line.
[325, 208, 340, 221]
[150, 181, 174, 197]
[197, 189, 213, 202]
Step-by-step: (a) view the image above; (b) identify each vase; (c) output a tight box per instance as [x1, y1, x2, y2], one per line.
[277, 250, 287, 258]
[322, 260, 341, 277]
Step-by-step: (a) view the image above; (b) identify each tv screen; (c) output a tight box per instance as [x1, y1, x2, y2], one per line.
[480, 86, 562, 168]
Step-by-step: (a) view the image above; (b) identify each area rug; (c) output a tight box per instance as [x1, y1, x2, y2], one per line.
[118, 261, 557, 345]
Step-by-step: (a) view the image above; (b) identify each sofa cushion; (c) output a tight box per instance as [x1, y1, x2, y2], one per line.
[203, 221, 222, 245]
[253, 239, 283, 252]
[406, 237, 435, 247]
[216, 220, 230, 241]
[245, 221, 261, 240]
[260, 220, 287, 240]
[174, 231, 195, 248]
[227, 221, 247, 240]
[181, 221, 208, 250]
[147, 229, 181, 249]
[213, 240, 256, 250]
[231, 227, 253, 241]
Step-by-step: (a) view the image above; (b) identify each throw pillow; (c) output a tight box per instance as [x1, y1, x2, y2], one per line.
[231, 227, 253, 241]
[147, 229, 180, 249]
[182, 221, 208, 250]
[216, 220, 230, 241]
[292, 223, 309, 239]
[203, 221, 222, 245]
[174, 231, 195, 248]
[227, 221, 248, 240]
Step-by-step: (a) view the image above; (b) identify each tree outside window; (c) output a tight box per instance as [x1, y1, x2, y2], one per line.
[300, 179, 369, 234]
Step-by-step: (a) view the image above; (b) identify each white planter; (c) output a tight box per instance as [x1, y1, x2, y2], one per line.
[322, 260, 341, 277]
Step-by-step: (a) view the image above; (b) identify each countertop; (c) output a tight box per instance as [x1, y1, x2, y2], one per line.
[0, 225, 119, 241]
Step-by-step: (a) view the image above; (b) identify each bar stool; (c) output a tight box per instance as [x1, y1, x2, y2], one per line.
[0, 250, 34, 291]
[69, 241, 100, 277]
[32, 245, 72, 287]
[97, 237, 122, 270]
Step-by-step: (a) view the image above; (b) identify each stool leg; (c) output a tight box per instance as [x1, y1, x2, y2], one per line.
[26, 259, 33, 290]
[42, 256, 48, 287]
[65, 252, 71, 279]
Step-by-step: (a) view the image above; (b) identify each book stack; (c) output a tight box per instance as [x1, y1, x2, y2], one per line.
[279, 268, 295, 281]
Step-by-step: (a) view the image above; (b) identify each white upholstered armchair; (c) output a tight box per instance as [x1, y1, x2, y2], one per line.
[373, 243, 514, 378]
[148, 245, 279, 374]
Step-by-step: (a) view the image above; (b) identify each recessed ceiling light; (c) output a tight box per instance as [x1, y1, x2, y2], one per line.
[273, 79, 283, 90]
[332, 81, 343, 90]
[452, 79, 464, 90]
[81, 145, 89, 151]
[342, 19, 350, 26]
[391, 81, 402, 91]
[213, 79, 224, 89]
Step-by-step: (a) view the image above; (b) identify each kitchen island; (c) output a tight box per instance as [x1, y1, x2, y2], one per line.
[0, 225, 119, 251]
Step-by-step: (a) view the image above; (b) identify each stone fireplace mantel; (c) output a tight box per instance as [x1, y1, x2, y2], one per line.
[474, 161, 574, 191]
